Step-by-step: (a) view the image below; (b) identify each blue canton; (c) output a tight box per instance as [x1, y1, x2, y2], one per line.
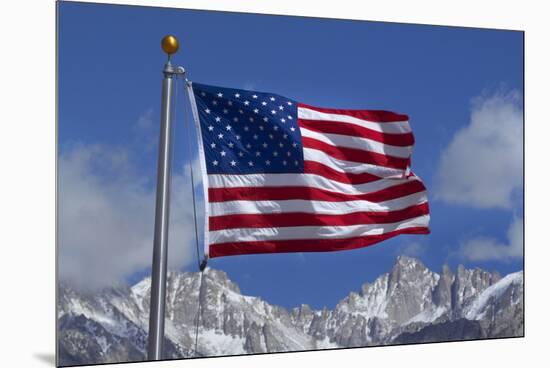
[192, 82, 304, 174]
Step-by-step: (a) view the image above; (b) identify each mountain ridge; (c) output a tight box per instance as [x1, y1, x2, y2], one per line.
[58, 256, 523, 366]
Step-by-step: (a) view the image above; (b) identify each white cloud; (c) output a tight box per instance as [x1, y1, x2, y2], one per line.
[459, 217, 523, 262]
[434, 90, 523, 209]
[133, 108, 158, 152]
[396, 242, 427, 258]
[58, 142, 203, 290]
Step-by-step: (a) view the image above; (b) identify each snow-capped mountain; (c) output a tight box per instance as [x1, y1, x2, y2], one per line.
[57, 256, 523, 366]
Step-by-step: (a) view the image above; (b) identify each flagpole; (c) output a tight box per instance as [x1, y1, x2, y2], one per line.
[148, 35, 185, 361]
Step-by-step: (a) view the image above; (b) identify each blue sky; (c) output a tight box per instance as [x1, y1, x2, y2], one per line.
[58, 2, 523, 310]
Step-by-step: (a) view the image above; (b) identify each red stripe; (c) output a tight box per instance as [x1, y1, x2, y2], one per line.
[303, 161, 381, 184]
[299, 118, 414, 147]
[298, 103, 409, 123]
[209, 203, 429, 231]
[302, 137, 409, 170]
[208, 179, 426, 203]
[209, 227, 430, 258]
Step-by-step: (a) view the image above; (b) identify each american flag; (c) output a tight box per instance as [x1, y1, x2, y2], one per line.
[187, 82, 430, 258]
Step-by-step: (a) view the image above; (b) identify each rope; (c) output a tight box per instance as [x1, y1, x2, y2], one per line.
[179, 77, 202, 271]
[178, 76, 205, 357]
[193, 270, 205, 357]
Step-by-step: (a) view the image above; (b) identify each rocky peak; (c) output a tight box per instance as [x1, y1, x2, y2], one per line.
[451, 264, 500, 314]
[432, 263, 454, 309]
[389, 256, 432, 286]
[202, 267, 241, 294]
[58, 259, 524, 366]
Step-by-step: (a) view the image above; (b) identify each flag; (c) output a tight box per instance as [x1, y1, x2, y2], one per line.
[187, 82, 430, 258]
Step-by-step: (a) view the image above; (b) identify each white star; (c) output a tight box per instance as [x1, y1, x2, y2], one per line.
[246, 143, 252, 149]
[269, 134, 274, 139]
[228, 142, 234, 148]
[290, 127, 296, 132]
[223, 109, 229, 114]
[259, 125, 264, 131]
[217, 92, 223, 97]
[215, 116, 221, 122]
[253, 108, 259, 114]
[248, 161, 254, 166]
[269, 97, 275, 101]
[228, 101, 233, 106]
[261, 101, 267, 106]
[278, 105, 284, 110]
[226, 125, 232, 131]
[287, 115, 293, 120]
[210, 143, 216, 148]
[255, 151, 261, 156]
[283, 134, 288, 139]
[205, 108, 211, 114]
[201, 92, 206, 97]
[208, 125, 214, 131]
[249, 117, 254, 122]
[236, 134, 241, 140]
[252, 94, 258, 99]
[273, 126, 279, 131]
[233, 117, 239, 122]
[212, 100, 218, 105]
[280, 118, 286, 123]
[230, 160, 237, 166]
[262, 142, 268, 148]
[279, 142, 284, 148]
[244, 101, 250, 106]
[239, 109, 244, 114]
[283, 160, 287, 166]
[292, 142, 297, 148]
[253, 134, 258, 140]
[220, 150, 227, 157]
[235, 93, 240, 98]
[244, 126, 249, 131]
[265, 160, 271, 165]
[238, 151, 244, 157]
[287, 101, 292, 105]
[218, 133, 224, 139]
[294, 160, 299, 166]
[263, 117, 269, 122]
[273, 151, 278, 157]
[212, 160, 218, 166]
[271, 110, 276, 115]
[287, 151, 291, 157]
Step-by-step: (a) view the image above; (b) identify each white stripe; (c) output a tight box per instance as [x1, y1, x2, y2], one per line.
[209, 215, 430, 244]
[208, 173, 418, 195]
[187, 81, 210, 257]
[304, 148, 405, 178]
[300, 126, 412, 159]
[298, 106, 411, 134]
[209, 191, 428, 216]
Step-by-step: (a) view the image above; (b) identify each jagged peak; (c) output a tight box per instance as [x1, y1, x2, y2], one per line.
[396, 255, 424, 266]
[392, 255, 428, 274]
[130, 268, 241, 295]
[454, 264, 500, 281]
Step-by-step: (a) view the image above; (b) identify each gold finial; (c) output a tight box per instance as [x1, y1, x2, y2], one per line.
[161, 35, 179, 55]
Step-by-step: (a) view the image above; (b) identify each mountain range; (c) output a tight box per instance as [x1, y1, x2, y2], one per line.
[57, 256, 524, 366]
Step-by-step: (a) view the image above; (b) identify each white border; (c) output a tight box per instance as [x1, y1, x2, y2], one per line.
[1, 1, 548, 368]
[186, 81, 210, 259]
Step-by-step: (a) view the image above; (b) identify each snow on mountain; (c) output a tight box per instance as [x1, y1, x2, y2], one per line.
[464, 271, 523, 320]
[57, 257, 523, 366]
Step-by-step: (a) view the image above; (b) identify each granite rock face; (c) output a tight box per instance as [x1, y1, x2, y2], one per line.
[57, 257, 523, 366]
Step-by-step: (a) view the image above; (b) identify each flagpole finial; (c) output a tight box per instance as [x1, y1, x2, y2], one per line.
[161, 35, 179, 55]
